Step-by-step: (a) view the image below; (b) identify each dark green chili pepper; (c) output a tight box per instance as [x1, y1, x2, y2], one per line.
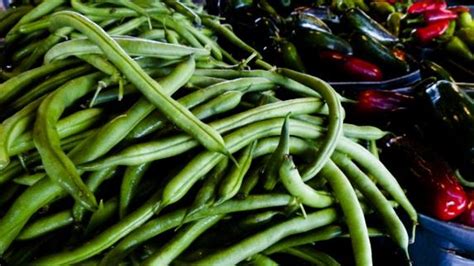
[344, 8, 399, 45]
[289, 7, 332, 33]
[419, 60, 455, 82]
[456, 27, 474, 50]
[370, 2, 395, 18]
[445, 36, 473, 63]
[387, 12, 403, 37]
[294, 28, 353, 55]
[350, 33, 409, 75]
[272, 38, 306, 73]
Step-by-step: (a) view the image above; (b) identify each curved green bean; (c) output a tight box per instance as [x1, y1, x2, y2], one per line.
[332, 152, 409, 254]
[44, 36, 210, 63]
[321, 160, 371, 266]
[193, 208, 338, 265]
[143, 215, 223, 265]
[48, 11, 229, 157]
[337, 137, 418, 225]
[278, 68, 343, 180]
[120, 163, 151, 218]
[17, 210, 74, 240]
[67, 56, 195, 165]
[100, 194, 295, 265]
[216, 141, 256, 204]
[33, 73, 103, 210]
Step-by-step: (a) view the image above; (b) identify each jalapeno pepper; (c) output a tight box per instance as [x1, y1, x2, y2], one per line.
[319, 50, 383, 81]
[457, 11, 474, 29]
[289, 6, 332, 33]
[272, 38, 306, 73]
[387, 12, 403, 36]
[344, 8, 399, 45]
[381, 135, 467, 221]
[294, 28, 353, 55]
[419, 60, 455, 82]
[445, 36, 473, 62]
[456, 27, 474, 50]
[370, 2, 396, 18]
[350, 33, 410, 75]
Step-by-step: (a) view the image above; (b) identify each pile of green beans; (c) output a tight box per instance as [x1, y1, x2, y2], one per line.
[0, 1, 417, 265]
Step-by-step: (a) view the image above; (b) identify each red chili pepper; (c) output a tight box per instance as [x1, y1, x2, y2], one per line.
[447, 5, 470, 14]
[319, 51, 383, 81]
[356, 90, 414, 115]
[382, 135, 467, 221]
[458, 190, 474, 227]
[407, 1, 446, 14]
[414, 19, 450, 43]
[423, 8, 457, 23]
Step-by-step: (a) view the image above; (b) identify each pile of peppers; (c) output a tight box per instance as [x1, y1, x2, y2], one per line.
[208, 0, 412, 81]
[354, 75, 474, 226]
[399, 0, 474, 64]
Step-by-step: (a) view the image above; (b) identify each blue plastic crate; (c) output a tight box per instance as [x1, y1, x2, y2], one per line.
[410, 214, 474, 266]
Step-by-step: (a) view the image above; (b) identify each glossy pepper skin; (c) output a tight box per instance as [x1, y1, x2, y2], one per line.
[420, 80, 474, 181]
[419, 60, 455, 82]
[289, 6, 332, 33]
[271, 38, 306, 72]
[355, 89, 415, 116]
[343, 8, 399, 45]
[319, 50, 383, 81]
[422, 9, 457, 23]
[294, 28, 353, 55]
[407, 1, 447, 14]
[458, 190, 474, 227]
[445, 36, 474, 62]
[413, 19, 450, 43]
[382, 135, 467, 221]
[350, 33, 410, 75]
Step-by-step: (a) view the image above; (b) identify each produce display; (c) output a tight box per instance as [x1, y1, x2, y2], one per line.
[0, 0, 422, 265]
[0, 0, 472, 265]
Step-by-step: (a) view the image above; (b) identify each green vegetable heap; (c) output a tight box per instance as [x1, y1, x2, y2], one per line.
[0, 1, 416, 265]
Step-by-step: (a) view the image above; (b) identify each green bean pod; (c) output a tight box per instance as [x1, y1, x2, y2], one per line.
[278, 68, 343, 180]
[68, 56, 195, 165]
[337, 137, 417, 226]
[321, 160, 371, 266]
[5, 0, 65, 44]
[143, 215, 223, 265]
[100, 194, 295, 265]
[44, 36, 210, 63]
[332, 152, 408, 256]
[216, 141, 256, 204]
[0, 59, 75, 106]
[120, 163, 151, 218]
[48, 11, 229, 157]
[72, 167, 117, 222]
[193, 208, 338, 265]
[264, 225, 343, 255]
[9, 64, 93, 111]
[82, 98, 323, 170]
[263, 113, 291, 190]
[33, 73, 103, 210]
[10, 108, 103, 156]
[279, 156, 334, 208]
[17, 210, 74, 240]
